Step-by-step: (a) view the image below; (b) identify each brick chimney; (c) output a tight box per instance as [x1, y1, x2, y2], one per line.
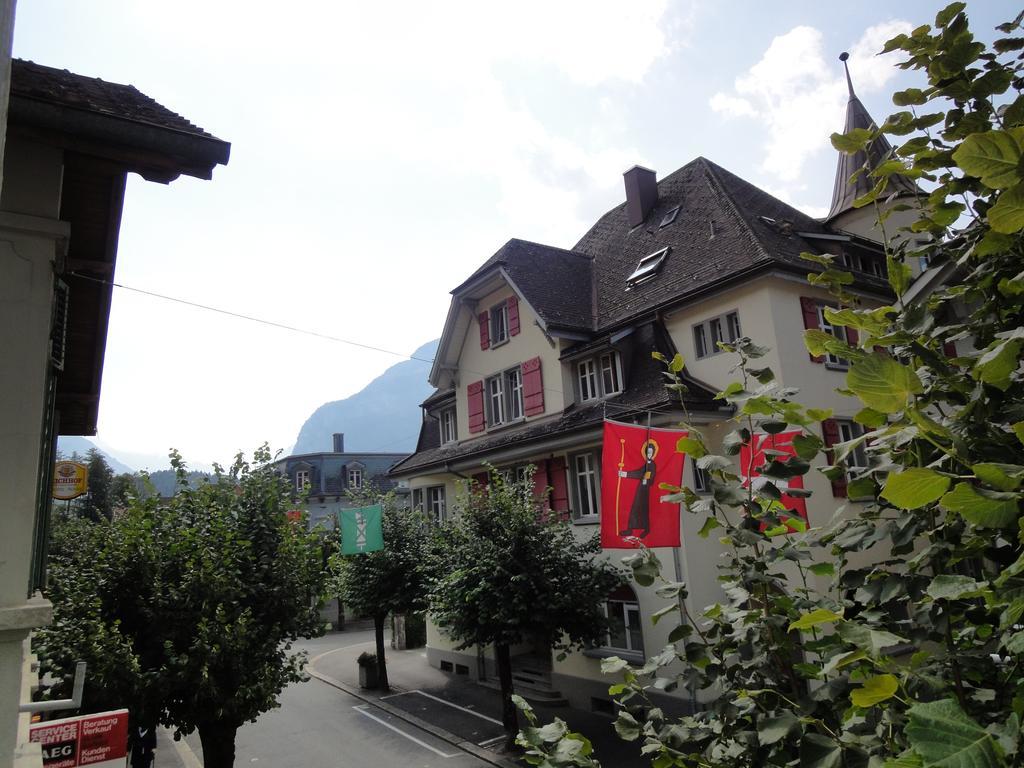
[623, 166, 658, 227]
[332, 433, 344, 453]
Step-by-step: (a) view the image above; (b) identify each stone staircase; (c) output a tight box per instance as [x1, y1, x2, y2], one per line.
[478, 656, 568, 707]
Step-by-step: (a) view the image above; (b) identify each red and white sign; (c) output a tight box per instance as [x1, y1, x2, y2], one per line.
[739, 431, 808, 531]
[30, 710, 129, 767]
[600, 420, 688, 549]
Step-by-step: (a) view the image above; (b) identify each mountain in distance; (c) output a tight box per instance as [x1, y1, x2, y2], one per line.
[292, 339, 438, 455]
[56, 436, 134, 475]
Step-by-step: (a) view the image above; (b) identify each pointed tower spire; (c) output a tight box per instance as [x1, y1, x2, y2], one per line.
[825, 52, 918, 223]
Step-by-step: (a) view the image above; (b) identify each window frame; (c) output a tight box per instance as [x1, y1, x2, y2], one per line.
[347, 467, 363, 489]
[816, 305, 849, 368]
[505, 367, 524, 421]
[486, 374, 506, 425]
[439, 407, 457, 444]
[837, 419, 868, 469]
[486, 366, 525, 428]
[693, 310, 742, 359]
[692, 457, 711, 494]
[604, 594, 644, 655]
[626, 246, 670, 287]
[576, 351, 623, 403]
[295, 469, 310, 492]
[490, 303, 509, 347]
[426, 485, 446, 523]
[570, 451, 600, 521]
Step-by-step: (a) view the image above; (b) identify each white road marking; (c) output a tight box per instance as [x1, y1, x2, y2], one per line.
[352, 705, 462, 758]
[308, 639, 376, 666]
[477, 735, 506, 747]
[406, 690, 504, 726]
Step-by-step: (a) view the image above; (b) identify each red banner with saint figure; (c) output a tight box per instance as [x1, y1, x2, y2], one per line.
[600, 420, 687, 549]
[739, 430, 808, 530]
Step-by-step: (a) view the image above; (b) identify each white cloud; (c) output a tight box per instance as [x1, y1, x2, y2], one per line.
[710, 20, 912, 185]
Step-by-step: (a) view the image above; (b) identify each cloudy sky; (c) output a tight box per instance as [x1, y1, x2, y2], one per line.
[12, 1, 1008, 470]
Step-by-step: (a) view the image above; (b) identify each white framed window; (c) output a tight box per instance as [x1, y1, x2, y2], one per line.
[692, 458, 710, 494]
[440, 408, 457, 444]
[412, 488, 424, 512]
[604, 585, 644, 654]
[576, 351, 622, 403]
[578, 359, 598, 402]
[817, 305, 849, 368]
[571, 452, 600, 520]
[490, 303, 509, 346]
[348, 468, 363, 489]
[295, 469, 310, 492]
[486, 366, 524, 427]
[427, 485, 446, 523]
[837, 420, 868, 468]
[599, 353, 622, 396]
[487, 375, 506, 425]
[693, 311, 741, 359]
[506, 368, 523, 421]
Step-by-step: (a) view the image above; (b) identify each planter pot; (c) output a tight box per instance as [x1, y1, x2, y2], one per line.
[359, 664, 379, 690]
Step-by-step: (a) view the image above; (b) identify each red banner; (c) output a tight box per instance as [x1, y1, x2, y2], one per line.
[739, 431, 808, 530]
[601, 420, 687, 549]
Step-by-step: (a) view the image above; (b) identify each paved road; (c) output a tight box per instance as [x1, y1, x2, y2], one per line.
[163, 632, 497, 767]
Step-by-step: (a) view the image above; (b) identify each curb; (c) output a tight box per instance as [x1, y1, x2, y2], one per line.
[305, 665, 521, 768]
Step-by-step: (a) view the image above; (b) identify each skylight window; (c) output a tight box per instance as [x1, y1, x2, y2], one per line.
[659, 205, 680, 228]
[626, 247, 670, 288]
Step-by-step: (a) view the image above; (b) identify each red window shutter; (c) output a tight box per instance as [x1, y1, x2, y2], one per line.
[532, 461, 550, 507]
[467, 380, 486, 433]
[800, 297, 824, 363]
[478, 312, 490, 350]
[821, 419, 847, 498]
[507, 296, 521, 336]
[522, 357, 544, 416]
[473, 471, 489, 487]
[549, 456, 570, 515]
[846, 327, 859, 346]
[943, 341, 957, 358]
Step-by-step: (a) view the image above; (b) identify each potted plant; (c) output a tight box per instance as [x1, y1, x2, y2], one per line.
[357, 652, 379, 689]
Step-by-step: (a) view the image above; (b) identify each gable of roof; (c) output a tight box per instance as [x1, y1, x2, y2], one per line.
[10, 59, 230, 182]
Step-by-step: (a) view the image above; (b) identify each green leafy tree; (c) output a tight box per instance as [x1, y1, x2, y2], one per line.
[330, 496, 433, 690]
[78, 447, 115, 522]
[431, 470, 624, 750]
[35, 446, 328, 768]
[519, 6, 1024, 767]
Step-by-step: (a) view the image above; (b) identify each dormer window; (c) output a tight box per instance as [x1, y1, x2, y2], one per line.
[439, 407, 457, 444]
[348, 468, 363, 489]
[577, 351, 623, 402]
[295, 469, 310, 492]
[626, 247, 669, 288]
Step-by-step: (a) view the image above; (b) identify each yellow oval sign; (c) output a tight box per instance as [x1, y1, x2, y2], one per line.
[53, 461, 88, 501]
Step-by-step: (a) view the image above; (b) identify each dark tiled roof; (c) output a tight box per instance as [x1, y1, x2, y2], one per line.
[276, 452, 408, 496]
[421, 389, 455, 409]
[456, 238, 595, 331]
[390, 322, 725, 476]
[575, 157, 853, 330]
[12, 59, 217, 139]
[826, 94, 919, 221]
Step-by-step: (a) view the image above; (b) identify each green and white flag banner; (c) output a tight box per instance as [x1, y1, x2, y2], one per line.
[339, 504, 384, 554]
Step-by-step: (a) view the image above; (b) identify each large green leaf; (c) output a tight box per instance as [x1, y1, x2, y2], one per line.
[905, 699, 1001, 768]
[973, 463, 1024, 491]
[838, 622, 907, 657]
[940, 483, 1020, 528]
[800, 733, 843, 768]
[614, 710, 640, 741]
[951, 128, 1024, 189]
[926, 574, 987, 601]
[881, 468, 951, 509]
[758, 711, 799, 745]
[790, 608, 843, 632]
[973, 337, 1023, 391]
[851, 674, 899, 707]
[989, 183, 1024, 234]
[847, 354, 923, 413]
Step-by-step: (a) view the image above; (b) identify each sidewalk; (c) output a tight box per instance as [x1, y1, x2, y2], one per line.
[309, 629, 650, 767]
